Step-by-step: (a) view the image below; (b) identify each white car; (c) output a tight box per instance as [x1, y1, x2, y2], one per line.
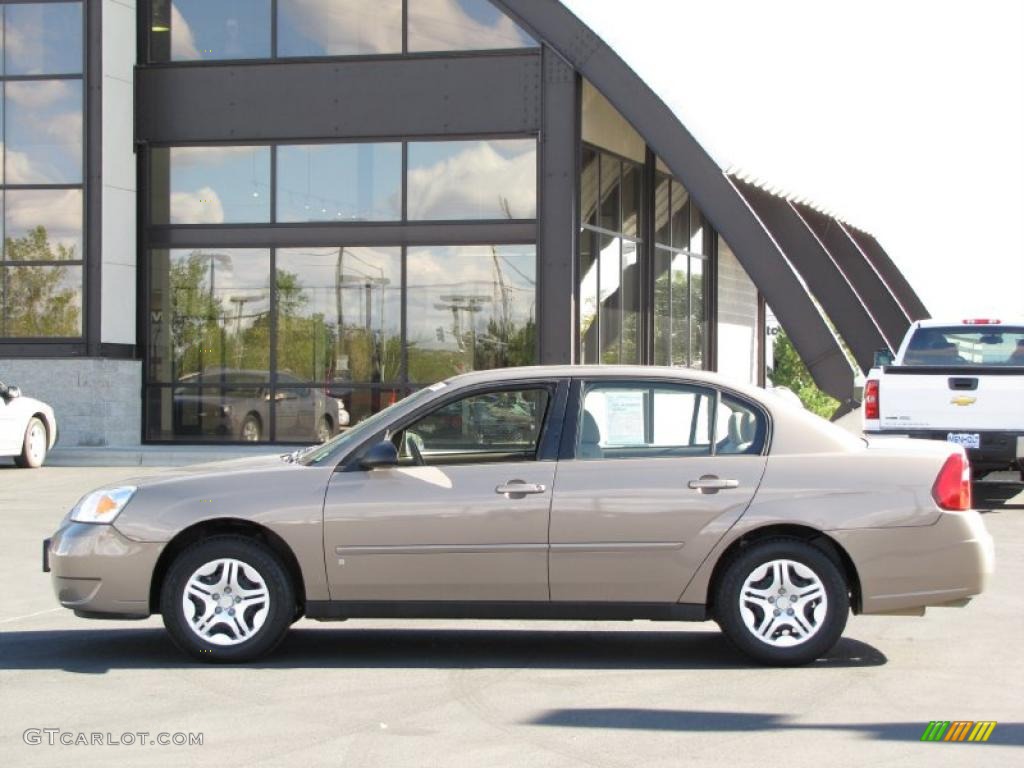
[0, 381, 58, 468]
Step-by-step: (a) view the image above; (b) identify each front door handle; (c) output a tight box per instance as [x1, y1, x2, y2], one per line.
[688, 475, 739, 494]
[496, 480, 547, 497]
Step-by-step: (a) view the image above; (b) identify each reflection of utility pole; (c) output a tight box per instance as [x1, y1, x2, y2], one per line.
[435, 294, 490, 367]
[229, 294, 264, 368]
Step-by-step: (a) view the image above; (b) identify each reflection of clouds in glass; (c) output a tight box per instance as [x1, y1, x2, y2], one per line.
[170, 0, 270, 61]
[276, 144, 402, 222]
[408, 0, 536, 51]
[170, 4, 200, 59]
[3, 2, 83, 75]
[5, 189, 83, 257]
[169, 146, 270, 223]
[171, 187, 226, 225]
[4, 80, 82, 183]
[408, 140, 536, 220]
[278, 0, 402, 56]
[407, 245, 536, 351]
[4, 79, 73, 109]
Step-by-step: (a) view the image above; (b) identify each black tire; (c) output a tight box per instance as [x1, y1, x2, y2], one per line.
[14, 417, 47, 468]
[240, 414, 262, 442]
[160, 536, 295, 663]
[714, 538, 849, 666]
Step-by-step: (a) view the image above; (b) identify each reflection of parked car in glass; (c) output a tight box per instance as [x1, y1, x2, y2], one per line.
[172, 369, 348, 443]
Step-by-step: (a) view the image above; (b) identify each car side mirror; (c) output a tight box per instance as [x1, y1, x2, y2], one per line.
[873, 349, 894, 368]
[2, 384, 20, 400]
[360, 440, 398, 470]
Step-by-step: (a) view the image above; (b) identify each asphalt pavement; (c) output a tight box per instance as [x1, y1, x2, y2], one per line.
[1, 464, 1022, 767]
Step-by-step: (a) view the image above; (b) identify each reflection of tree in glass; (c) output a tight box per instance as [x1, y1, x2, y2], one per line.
[2, 226, 80, 337]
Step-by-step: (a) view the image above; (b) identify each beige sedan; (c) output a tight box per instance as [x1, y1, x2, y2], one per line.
[43, 366, 994, 665]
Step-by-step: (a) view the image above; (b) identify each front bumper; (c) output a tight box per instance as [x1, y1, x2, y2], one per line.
[44, 523, 165, 619]
[831, 509, 995, 615]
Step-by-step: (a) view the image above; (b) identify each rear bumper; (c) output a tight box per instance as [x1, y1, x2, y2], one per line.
[45, 523, 164, 619]
[831, 510, 994, 615]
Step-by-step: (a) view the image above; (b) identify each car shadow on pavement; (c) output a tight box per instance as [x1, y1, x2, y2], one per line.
[526, 709, 1024, 746]
[0, 627, 886, 673]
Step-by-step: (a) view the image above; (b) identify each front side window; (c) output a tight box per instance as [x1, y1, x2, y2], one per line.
[398, 386, 550, 466]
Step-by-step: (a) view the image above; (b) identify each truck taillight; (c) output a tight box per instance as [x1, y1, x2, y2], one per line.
[864, 379, 880, 420]
[932, 452, 972, 511]
[962, 318, 1001, 325]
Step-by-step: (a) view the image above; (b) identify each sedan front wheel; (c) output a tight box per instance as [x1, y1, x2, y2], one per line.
[161, 536, 295, 663]
[714, 538, 848, 666]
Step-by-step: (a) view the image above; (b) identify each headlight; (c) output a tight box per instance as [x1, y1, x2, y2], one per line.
[70, 486, 137, 524]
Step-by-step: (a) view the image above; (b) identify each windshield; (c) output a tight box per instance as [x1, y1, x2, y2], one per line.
[297, 387, 439, 466]
[903, 326, 1024, 367]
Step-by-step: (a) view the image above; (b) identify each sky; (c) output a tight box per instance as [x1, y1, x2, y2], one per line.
[562, 0, 1024, 321]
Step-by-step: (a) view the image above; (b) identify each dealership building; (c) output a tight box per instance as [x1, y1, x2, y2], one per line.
[0, 0, 928, 447]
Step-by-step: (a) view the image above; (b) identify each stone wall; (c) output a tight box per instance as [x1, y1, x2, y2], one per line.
[0, 359, 141, 447]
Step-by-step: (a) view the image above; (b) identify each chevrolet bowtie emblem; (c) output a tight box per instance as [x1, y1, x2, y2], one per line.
[950, 396, 977, 406]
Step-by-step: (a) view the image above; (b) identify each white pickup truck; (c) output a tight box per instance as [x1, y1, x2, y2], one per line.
[864, 319, 1024, 480]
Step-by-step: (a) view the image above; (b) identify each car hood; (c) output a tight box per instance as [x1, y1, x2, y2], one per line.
[120, 452, 309, 489]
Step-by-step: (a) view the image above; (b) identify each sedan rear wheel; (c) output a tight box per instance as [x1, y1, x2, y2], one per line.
[161, 536, 294, 663]
[715, 538, 848, 666]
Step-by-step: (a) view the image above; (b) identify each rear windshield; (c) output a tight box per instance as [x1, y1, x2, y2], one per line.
[903, 326, 1024, 367]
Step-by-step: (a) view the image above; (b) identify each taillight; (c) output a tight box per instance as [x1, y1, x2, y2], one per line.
[864, 379, 880, 420]
[932, 452, 972, 511]
[962, 318, 1001, 325]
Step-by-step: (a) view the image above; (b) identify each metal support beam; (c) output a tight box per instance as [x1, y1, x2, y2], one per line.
[136, 52, 542, 143]
[732, 180, 886, 373]
[537, 47, 577, 364]
[795, 204, 910, 351]
[843, 226, 930, 321]
[492, 0, 855, 403]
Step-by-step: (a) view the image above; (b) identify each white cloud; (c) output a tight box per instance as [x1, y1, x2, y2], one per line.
[171, 187, 226, 224]
[408, 142, 536, 220]
[280, 0, 403, 54]
[408, 0, 532, 51]
[170, 3, 200, 60]
[170, 145, 264, 168]
[4, 80, 74, 110]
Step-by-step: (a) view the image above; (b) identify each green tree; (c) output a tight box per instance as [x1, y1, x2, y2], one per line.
[771, 330, 840, 419]
[2, 226, 81, 337]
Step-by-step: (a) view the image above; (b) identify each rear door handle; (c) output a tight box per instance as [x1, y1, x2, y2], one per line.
[496, 481, 547, 496]
[688, 475, 739, 493]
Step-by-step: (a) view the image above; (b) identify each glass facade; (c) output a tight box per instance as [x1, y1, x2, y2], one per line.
[0, 1, 84, 338]
[579, 78, 713, 371]
[145, 244, 536, 442]
[147, 0, 535, 63]
[149, 139, 535, 226]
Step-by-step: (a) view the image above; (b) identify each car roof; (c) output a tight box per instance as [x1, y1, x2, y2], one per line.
[442, 365, 769, 399]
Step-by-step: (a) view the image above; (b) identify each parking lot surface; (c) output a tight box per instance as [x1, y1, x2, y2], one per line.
[2, 465, 1022, 767]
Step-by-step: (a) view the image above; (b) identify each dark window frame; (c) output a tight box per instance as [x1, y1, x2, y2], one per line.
[0, 0, 88, 345]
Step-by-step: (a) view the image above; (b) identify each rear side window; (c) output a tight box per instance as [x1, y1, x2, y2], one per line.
[577, 383, 766, 459]
[903, 326, 1024, 366]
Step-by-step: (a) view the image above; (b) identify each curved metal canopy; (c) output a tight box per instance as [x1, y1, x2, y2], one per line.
[493, 0, 928, 399]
